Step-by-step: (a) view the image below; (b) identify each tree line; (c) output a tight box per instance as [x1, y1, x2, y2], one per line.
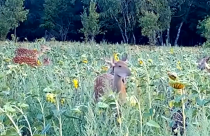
[1, 0, 210, 46]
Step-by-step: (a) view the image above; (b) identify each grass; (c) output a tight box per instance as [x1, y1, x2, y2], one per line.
[0, 40, 210, 136]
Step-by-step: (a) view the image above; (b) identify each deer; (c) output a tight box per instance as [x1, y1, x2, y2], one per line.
[197, 56, 210, 72]
[94, 54, 131, 104]
[13, 45, 51, 67]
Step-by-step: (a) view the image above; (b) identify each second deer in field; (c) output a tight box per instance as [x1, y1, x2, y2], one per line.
[94, 54, 131, 104]
[197, 56, 210, 72]
[13, 45, 51, 67]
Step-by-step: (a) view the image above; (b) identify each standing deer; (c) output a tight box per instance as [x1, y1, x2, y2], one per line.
[94, 54, 131, 104]
[197, 56, 210, 72]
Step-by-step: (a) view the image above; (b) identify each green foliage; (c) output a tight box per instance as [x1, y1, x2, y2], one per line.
[0, 18, 10, 41]
[1, 0, 210, 45]
[97, 0, 141, 43]
[0, 41, 209, 135]
[80, 1, 101, 42]
[156, 0, 171, 31]
[197, 16, 210, 48]
[41, 0, 76, 41]
[139, 11, 159, 45]
[201, 41, 210, 48]
[0, 0, 208, 45]
[0, 0, 28, 40]
[139, 0, 172, 45]
[197, 16, 210, 41]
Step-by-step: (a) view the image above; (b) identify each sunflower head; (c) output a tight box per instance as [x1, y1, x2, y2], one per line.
[169, 80, 185, 89]
[167, 71, 178, 81]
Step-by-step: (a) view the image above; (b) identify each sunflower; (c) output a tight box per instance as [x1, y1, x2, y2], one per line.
[82, 59, 88, 63]
[73, 79, 79, 89]
[169, 80, 185, 89]
[37, 60, 42, 66]
[101, 66, 109, 72]
[169, 48, 174, 54]
[138, 59, 143, 65]
[46, 93, 56, 104]
[60, 98, 65, 105]
[167, 71, 178, 81]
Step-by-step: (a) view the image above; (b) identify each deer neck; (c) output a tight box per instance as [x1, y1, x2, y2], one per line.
[114, 74, 122, 92]
[113, 74, 127, 103]
[38, 51, 43, 57]
[113, 74, 125, 93]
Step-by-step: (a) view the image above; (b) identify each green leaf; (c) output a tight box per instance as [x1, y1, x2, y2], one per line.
[146, 120, 160, 128]
[41, 123, 51, 134]
[36, 114, 43, 120]
[45, 114, 53, 120]
[0, 73, 4, 79]
[43, 87, 53, 93]
[19, 103, 29, 108]
[96, 102, 109, 109]
[149, 108, 154, 115]
[64, 114, 81, 120]
[4, 128, 18, 136]
[196, 97, 204, 106]
[4, 105, 16, 113]
[161, 115, 171, 121]
[71, 107, 82, 114]
[143, 113, 152, 118]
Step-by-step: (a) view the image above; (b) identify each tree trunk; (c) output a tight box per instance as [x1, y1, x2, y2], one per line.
[174, 21, 183, 46]
[0, 33, 7, 41]
[166, 28, 170, 46]
[14, 27, 17, 43]
[91, 35, 94, 42]
[159, 31, 163, 46]
[132, 33, 136, 45]
[114, 15, 126, 43]
[152, 30, 156, 45]
[122, 12, 128, 43]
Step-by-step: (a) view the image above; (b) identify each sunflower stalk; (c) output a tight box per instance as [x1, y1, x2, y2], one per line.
[181, 89, 186, 136]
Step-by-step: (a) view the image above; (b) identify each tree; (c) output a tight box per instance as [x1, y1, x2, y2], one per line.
[80, 1, 101, 42]
[139, 11, 159, 46]
[17, 0, 45, 41]
[197, 16, 210, 40]
[156, 0, 171, 45]
[98, 0, 140, 44]
[0, 4, 11, 40]
[41, 0, 76, 41]
[139, 0, 171, 46]
[0, 0, 28, 41]
[197, 15, 210, 47]
[172, 0, 193, 46]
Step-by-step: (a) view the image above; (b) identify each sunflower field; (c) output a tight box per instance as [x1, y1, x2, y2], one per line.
[0, 40, 210, 136]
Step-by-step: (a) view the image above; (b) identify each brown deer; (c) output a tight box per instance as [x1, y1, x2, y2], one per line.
[13, 45, 51, 67]
[197, 56, 210, 72]
[94, 54, 131, 104]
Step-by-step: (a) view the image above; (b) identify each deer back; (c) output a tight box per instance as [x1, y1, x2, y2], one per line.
[94, 73, 115, 101]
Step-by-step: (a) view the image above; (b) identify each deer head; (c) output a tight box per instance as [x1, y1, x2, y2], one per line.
[36, 45, 51, 58]
[94, 54, 131, 104]
[103, 53, 129, 83]
[43, 57, 51, 65]
[198, 56, 210, 70]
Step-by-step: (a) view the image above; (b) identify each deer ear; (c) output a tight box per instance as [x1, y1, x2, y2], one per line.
[111, 56, 117, 64]
[121, 53, 128, 63]
[206, 56, 210, 62]
[103, 57, 115, 67]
